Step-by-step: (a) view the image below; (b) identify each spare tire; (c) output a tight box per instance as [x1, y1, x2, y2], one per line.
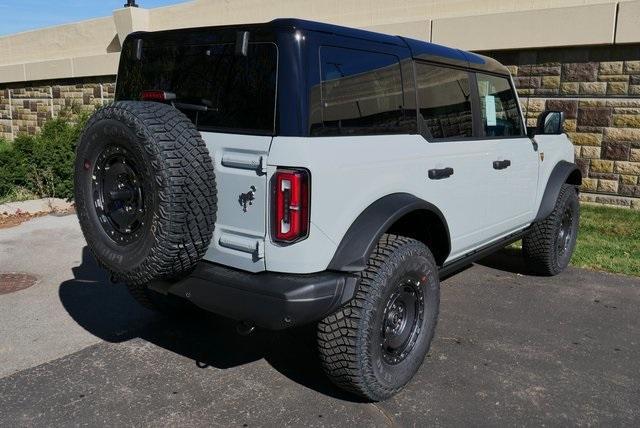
[74, 101, 216, 286]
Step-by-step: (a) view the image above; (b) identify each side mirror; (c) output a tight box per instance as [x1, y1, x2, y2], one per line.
[528, 111, 565, 137]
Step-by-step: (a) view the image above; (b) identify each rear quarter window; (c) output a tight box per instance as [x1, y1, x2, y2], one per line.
[310, 46, 412, 137]
[117, 40, 278, 135]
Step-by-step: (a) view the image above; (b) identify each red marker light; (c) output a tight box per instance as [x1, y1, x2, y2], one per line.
[273, 168, 310, 243]
[141, 90, 176, 102]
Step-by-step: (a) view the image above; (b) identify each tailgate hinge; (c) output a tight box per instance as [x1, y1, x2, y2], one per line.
[221, 152, 267, 175]
[219, 233, 265, 260]
[258, 155, 267, 174]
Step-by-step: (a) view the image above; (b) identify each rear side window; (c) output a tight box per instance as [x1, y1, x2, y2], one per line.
[117, 41, 278, 135]
[476, 73, 524, 137]
[311, 46, 409, 136]
[415, 62, 473, 140]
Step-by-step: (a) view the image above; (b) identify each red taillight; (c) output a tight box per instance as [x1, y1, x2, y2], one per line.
[273, 168, 310, 243]
[141, 90, 176, 102]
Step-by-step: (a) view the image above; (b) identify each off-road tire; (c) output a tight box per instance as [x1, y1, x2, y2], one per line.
[317, 234, 440, 401]
[74, 101, 217, 301]
[523, 184, 579, 276]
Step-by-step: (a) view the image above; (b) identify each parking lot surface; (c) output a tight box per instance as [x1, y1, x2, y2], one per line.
[1, 215, 639, 426]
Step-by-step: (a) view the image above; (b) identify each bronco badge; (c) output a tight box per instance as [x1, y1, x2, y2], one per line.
[238, 186, 256, 212]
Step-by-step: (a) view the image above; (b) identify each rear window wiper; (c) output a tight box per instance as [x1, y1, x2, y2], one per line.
[141, 91, 220, 112]
[173, 101, 219, 112]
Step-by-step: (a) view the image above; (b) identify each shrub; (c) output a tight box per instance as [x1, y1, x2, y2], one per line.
[0, 186, 37, 205]
[0, 113, 89, 202]
[0, 137, 11, 152]
[0, 138, 27, 198]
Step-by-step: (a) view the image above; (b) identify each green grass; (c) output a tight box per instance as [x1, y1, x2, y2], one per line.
[511, 204, 640, 276]
[571, 204, 640, 277]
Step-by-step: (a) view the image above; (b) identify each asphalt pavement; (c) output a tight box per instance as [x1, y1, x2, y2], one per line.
[1, 215, 639, 426]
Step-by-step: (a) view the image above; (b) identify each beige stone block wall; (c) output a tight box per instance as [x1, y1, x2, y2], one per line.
[0, 81, 115, 140]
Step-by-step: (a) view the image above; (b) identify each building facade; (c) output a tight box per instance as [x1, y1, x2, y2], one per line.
[1, 0, 640, 207]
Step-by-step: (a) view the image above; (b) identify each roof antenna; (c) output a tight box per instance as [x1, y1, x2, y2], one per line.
[124, 0, 139, 7]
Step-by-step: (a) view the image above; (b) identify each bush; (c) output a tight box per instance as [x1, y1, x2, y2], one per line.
[0, 138, 10, 152]
[0, 113, 88, 202]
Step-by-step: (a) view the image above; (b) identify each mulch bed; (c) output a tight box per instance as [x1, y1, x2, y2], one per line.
[0, 206, 75, 229]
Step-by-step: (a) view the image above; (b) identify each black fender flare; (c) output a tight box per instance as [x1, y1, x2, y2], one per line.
[327, 193, 451, 272]
[534, 160, 582, 222]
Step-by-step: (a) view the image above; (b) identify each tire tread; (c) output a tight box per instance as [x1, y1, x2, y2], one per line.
[75, 101, 216, 306]
[317, 234, 439, 401]
[523, 184, 578, 276]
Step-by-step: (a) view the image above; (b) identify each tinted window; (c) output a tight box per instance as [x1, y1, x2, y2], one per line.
[476, 73, 524, 137]
[117, 42, 277, 135]
[311, 46, 409, 136]
[415, 62, 473, 139]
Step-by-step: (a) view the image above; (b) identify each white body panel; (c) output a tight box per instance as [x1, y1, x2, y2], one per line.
[532, 133, 576, 207]
[265, 133, 573, 273]
[200, 132, 271, 272]
[199, 130, 574, 275]
[484, 136, 540, 240]
[266, 135, 489, 272]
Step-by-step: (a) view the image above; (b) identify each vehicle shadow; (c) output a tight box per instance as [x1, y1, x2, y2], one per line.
[475, 245, 533, 275]
[58, 246, 361, 402]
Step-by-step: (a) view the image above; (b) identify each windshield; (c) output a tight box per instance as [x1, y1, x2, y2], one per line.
[117, 38, 278, 135]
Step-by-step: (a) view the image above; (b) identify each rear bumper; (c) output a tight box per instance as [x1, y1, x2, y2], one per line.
[149, 261, 358, 330]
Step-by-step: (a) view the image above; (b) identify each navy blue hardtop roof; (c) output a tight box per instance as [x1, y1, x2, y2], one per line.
[269, 18, 508, 75]
[125, 18, 509, 76]
[269, 18, 406, 46]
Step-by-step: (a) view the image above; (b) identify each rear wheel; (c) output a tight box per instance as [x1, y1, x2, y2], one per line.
[317, 234, 440, 401]
[523, 184, 579, 276]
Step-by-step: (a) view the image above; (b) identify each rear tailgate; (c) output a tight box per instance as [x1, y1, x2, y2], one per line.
[116, 29, 279, 272]
[202, 132, 271, 272]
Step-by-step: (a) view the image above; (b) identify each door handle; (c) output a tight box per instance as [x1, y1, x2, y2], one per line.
[428, 167, 454, 180]
[493, 160, 511, 170]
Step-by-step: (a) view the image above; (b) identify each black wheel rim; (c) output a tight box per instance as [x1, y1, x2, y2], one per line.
[381, 275, 425, 365]
[90, 145, 145, 245]
[557, 204, 574, 258]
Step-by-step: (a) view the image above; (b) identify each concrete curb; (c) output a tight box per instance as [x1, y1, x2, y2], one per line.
[0, 198, 75, 217]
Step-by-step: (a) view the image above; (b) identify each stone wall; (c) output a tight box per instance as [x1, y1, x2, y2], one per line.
[486, 44, 640, 208]
[0, 78, 115, 140]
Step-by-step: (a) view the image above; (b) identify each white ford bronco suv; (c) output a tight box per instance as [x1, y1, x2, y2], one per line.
[74, 19, 582, 401]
